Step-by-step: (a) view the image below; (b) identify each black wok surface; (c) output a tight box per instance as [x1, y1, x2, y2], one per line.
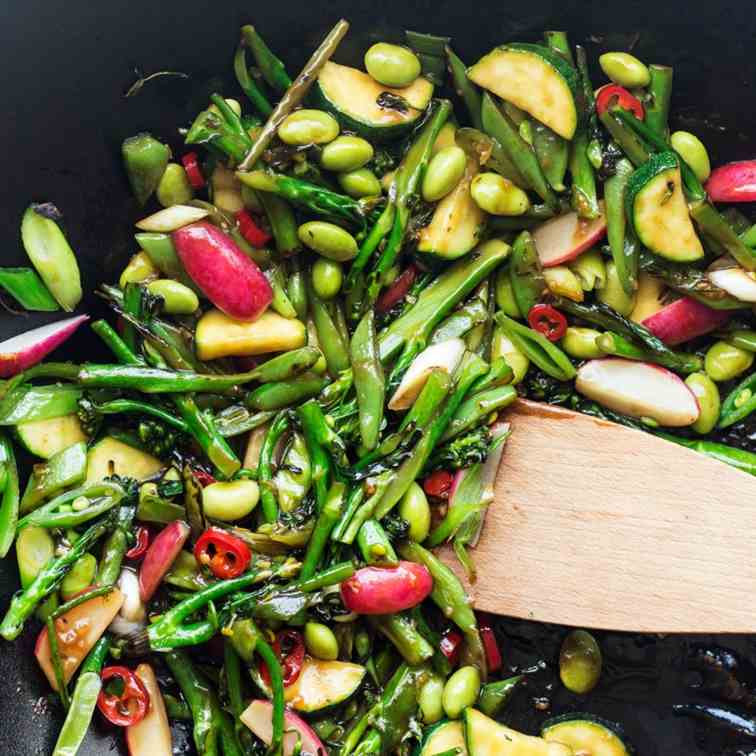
[2, 0, 756, 752]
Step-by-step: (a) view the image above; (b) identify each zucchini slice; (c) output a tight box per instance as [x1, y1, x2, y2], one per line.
[468, 44, 579, 140]
[542, 714, 632, 756]
[418, 720, 467, 756]
[464, 709, 572, 756]
[625, 151, 704, 262]
[316, 61, 434, 141]
[16, 415, 86, 459]
[85, 436, 164, 484]
[417, 158, 486, 259]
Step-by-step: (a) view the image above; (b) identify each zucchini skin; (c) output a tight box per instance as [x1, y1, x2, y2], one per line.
[624, 150, 680, 226]
[542, 712, 634, 756]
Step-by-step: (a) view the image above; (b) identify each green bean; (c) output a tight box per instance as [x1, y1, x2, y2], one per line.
[300, 481, 343, 580]
[297, 401, 333, 512]
[645, 64, 673, 137]
[597, 332, 701, 374]
[241, 25, 292, 93]
[658, 433, 756, 476]
[598, 109, 650, 167]
[0, 433, 18, 558]
[98, 504, 135, 586]
[351, 310, 385, 450]
[729, 330, 756, 352]
[233, 44, 273, 116]
[223, 641, 256, 752]
[0, 267, 59, 311]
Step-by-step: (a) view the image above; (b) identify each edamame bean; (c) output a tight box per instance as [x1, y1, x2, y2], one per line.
[298, 221, 358, 261]
[685, 372, 721, 434]
[599, 52, 650, 88]
[61, 553, 98, 600]
[471, 173, 530, 216]
[544, 266, 584, 302]
[705, 341, 754, 382]
[338, 168, 382, 198]
[364, 42, 421, 88]
[157, 163, 194, 207]
[495, 269, 522, 318]
[321, 136, 374, 172]
[304, 621, 339, 661]
[202, 479, 260, 521]
[147, 279, 200, 314]
[119, 251, 157, 288]
[418, 675, 445, 724]
[422, 146, 467, 202]
[492, 329, 530, 384]
[559, 629, 602, 694]
[312, 258, 343, 300]
[278, 109, 339, 146]
[561, 327, 605, 360]
[597, 261, 636, 316]
[670, 131, 711, 182]
[442, 665, 481, 719]
[398, 482, 431, 543]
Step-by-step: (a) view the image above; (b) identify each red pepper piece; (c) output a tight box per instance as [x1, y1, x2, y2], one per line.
[476, 612, 503, 672]
[423, 469, 454, 499]
[376, 265, 418, 314]
[236, 209, 272, 248]
[260, 629, 306, 688]
[194, 527, 252, 580]
[181, 152, 205, 189]
[125, 526, 151, 560]
[595, 85, 645, 120]
[527, 303, 568, 342]
[440, 629, 463, 666]
[97, 666, 150, 727]
[192, 468, 216, 488]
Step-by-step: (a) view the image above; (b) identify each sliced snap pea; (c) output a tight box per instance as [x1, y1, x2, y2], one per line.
[0, 268, 59, 312]
[304, 621, 339, 661]
[492, 328, 530, 384]
[597, 261, 636, 316]
[120, 251, 157, 288]
[121, 133, 170, 205]
[60, 553, 97, 600]
[364, 42, 421, 87]
[569, 249, 606, 292]
[705, 341, 754, 382]
[422, 146, 467, 202]
[495, 269, 522, 319]
[321, 136, 375, 172]
[599, 52, 650, 88]
[543, 266, 584, 302]
[298, 221, 358, 261]
[471, 173, 530, 216]
[685, 372, 721, 434]
[202, 480, 260, 521]
[278, 109, 339, 146]
[156, 163, 194, 207]
[337, 168, 382, 198]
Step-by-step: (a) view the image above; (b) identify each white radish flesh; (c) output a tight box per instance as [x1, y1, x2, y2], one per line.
[135, 205, 209, 232]
[126, 664, 172, 756]
[109, 568, 146, 636]
[576, 358, 700, 427]
[708, 267, 756, 303]
[533, 207, 606, 268]
[241, 700, 326, 756]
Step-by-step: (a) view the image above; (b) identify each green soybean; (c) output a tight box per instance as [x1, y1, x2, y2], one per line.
[119, 251, 157, 288]
[156, 163, 194, 207]
[278, 109, 339, 146]
[304, 621, 339, 661]
[147, 279, 199, 314]
[442, 665, 481, 719]
[599, 52, 650, 88]
[202, 479, 260, 521]
[422, 146, 467, 202]
[364, 42, 421, 87]
[320, 136, 374, 172]
[337, 168, 382, 198]
[686, 372, 721, 434]
[312, 258, 343, 301]
[418, 675, 445, 724]
[597, 261, 636, 316]
[561, 327, 605, 360]
[471, 173, 530, 216]
[60, 553, 98, 600]
[705, 341, 754, 382]
[559, 629, 602, 694]
[670, 131, 711, 182]
[398, 482, 431, 543]
[298, 221, 358, 261]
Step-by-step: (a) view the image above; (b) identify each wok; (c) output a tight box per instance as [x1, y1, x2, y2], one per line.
[1, 0, 756, 753]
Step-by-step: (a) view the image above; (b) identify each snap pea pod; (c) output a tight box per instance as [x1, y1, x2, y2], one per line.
[299, 482, 344, 580]
[20, 442, 88, 515]
[258, 412, 290, 523]
[351, 310, 385, 450]
[257, 192, 301, 256]
[454, 128, 529, 187]
[496, 313, 576, 381]
[598, 109, 650, 167]
[372, 612, 434, 665]
[247, 372, 328, 411]
[689, 201, 756, 272]
[645, 64, 673, 137]
[297, 402, 333, 512]
[431, 298, 489, 344]
[605, 158, 637, 295]
[241, 25, 292, 93]
[729, 330, 756, 352]
[98, 504, 135, 586]
[357, 519, 398, 566]
[658, 433, 756, 477]
[597, 332, 702, 374]
[440, 384, 517, 442]
[0, 432, 18, 558]
[480, 92, 558, 211]
[214, 405, 276, 438]
[186, 107, 251, 165]
[510, 230, 545, 317]
[0, 268, 59, 311]
[330, 486, 366, 543]
[233, 44, 273, 117]
[0, 385, 82, 425]
[718, 372, 756, 428]
[310, 284, 351, 376]
[20, 484, 125, 530]
[533, 121, 569, 193]
[446, 47, 482, 130]
[569, 127, 600, 218]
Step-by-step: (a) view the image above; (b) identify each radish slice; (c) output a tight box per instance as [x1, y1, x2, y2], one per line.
[576, 358, 700, 427]
[139, 520, 190, 602]
[388, 338, 466, 411]
[0, 315, 88, 377]
[126, 664, 172, 756]
[533, 206, 607, 268]
[708, 267, 756, 303]
[135, 205, 209, 232]
[241, 700, 326, 756]
[110, 568, 147, 636]
[706, 160, 756, 203]
[340, 562, 433, 614]
[642, 297, 730, 345]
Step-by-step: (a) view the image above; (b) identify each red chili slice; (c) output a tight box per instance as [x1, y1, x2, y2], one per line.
[476, 612, 503, 673]
[194, 527, 251, 580]
[423, 469, 454, 499]
[236, 209, 272, 248]
[440, 629, 464, 666]
[181, 152, 205, 189]
[595, 84, 645, 120]
[125, 526, 150, 560]
[192, 468, 216, 488]
[260, 629, 306, 688]
[527, 303, 568, 342]
[97, 666, 150, 727]
[376, 265, 418, 314]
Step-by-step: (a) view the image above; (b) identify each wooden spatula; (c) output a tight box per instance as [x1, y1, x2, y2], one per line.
[438, 399, 756, 633]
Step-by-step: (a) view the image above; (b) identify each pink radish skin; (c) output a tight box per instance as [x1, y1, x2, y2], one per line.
[340, 561, 433, 615]
[173, 222, 272, 321]
[642, 297, 730, 346]
[241, 700, 326, 756]
[576, 358, 700, 427]
[706, 160, 756, 203]
[139, 520, 190, 602]
[0, 315, 88, 377]
[533, 208, 607, 268]
[126, 664, 172, 756]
